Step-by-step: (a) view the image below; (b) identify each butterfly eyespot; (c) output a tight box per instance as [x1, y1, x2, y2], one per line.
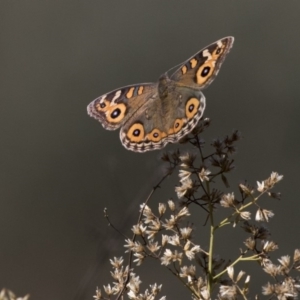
[201, 67, 210, 77]
[196, 62, 214, 85]
[146, 129, 166, 142]
[216, 48, 222, 55]
[127, 123, 145, 142]
[185, 98, 200, 119]
[96, 100, 109, 112]
[133, 129, 141, 136]
[106, 103, 126, 123]
[171, 119, 184, 133]
[188, 104, 195, 112]
[111, 108, 121, 118]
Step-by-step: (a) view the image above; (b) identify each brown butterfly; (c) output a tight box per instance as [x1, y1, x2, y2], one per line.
[87, 37, 234, 152]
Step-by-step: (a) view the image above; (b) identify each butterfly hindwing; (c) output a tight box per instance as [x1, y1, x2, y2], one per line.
[119, 81, 206, 153]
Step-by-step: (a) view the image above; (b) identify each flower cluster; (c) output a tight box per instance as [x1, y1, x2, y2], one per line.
[126, 201, 201, 266]
[94, 120, 297, 299]
[0, 289, 29, 300]
[262, 250, 300, 298]
[93, 257, 165, 300]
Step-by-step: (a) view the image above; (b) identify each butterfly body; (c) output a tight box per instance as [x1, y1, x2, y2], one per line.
[87, 37, 234, 152]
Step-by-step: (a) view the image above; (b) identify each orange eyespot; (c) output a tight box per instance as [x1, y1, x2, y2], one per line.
[96, 100, 109, 112]
[195, 61, 214, 85]
[212, 43, 225, 59]
[146, 128, 167, 142]
[185, 98, 200, 119]
[173, 119, 184, 133]
[127, 123, 145, 142]
[106, 103, 127, 123]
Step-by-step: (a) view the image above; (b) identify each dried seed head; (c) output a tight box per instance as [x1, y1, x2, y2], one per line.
[162, 235, 169, 247]
[244, 237, 256, 251]
[255, 208, 274, 222]
[180, 227, 193, 239]
[158, 203, 166, 216]
[240, 211, 251, 220]
[147, 241, 161, 253]
[198, 168, 211, 182]
[257, 181, 265, 192]
[175, 178, 193, 199]
[239, 183, 253, 195]
[168, 234, 181, 246]
[168, 200, 175, 211]
[262, 282, 275, 296]
[133, 252, 145, 266]
[179, 152, 196, 168]
[180, 265, 196, 278]
[109, 257, 124, 269]
[220, 192, 236, 208]
[161, 249, 183, 266]
[132, 224, 147, 236]
[179, 170, 192, 182]
[294, 249, 300, 262]
[93, 287, 102, 300]
[278, 255, 291, 269]
[262, 240, 278, 253]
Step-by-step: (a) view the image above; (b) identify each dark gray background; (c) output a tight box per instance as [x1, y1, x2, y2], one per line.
[1, 1, 300, 299]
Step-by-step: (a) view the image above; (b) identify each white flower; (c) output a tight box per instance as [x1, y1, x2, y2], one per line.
[257, 181, 265, 192]
[198, 168, 211, 182]
[179, 170, 192, 182]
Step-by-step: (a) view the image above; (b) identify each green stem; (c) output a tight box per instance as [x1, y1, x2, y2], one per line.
[216, 195, 259, 230]
[213, 254, 260, 280]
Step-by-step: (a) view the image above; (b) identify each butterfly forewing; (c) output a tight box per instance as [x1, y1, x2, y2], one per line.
[171, 36, 234, 89]
[87, 83, 157, 130]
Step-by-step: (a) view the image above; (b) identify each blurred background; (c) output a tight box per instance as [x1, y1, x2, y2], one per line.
[1, 1, 300, 299]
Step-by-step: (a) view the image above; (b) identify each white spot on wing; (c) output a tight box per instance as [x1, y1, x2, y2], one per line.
[112, 90, 121, 103]
[203, 49, 212, 60]
[99, 94, 107, 103]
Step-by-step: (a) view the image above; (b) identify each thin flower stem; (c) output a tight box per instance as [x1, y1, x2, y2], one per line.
[213, 254, 260, 280]
[216, 196, 260, 230]
[116, 165, 177, 300]
[207, 181, 214, 293]
[104, 208, 129, 240]
[167, 263, 200, 299]
[236, 285, 248, 300]
[195, 135, 204, 162]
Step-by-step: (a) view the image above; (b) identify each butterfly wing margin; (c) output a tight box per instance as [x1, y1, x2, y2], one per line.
[87, 83, 157, 130]
[171, 36, 234, 89]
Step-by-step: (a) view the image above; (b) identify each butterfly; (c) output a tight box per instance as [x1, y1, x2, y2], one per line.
[87, 36, 234, 153]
